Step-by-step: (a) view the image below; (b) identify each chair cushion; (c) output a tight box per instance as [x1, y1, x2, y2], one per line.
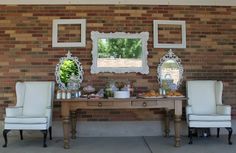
[189, 121, 231, 128]
[189, 114, 231, 121]
[5, 116, 48, 124]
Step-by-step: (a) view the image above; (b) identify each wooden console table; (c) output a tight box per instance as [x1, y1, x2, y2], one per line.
[56, 97, 185, 149]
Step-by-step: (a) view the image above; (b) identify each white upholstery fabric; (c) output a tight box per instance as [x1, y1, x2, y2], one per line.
[186, 105, 193, 115]
[4, 124, 49, 130]
[216, 105, 231, 115]
[185, 105, 192, 123]
[189, 121, 231, 128]
[6, 107, 23, 117]
[5, 116, 48, 124]
[23, 82, 52, 116]
[215, 81, 223, 105]
[16, 82, 25, 107]
[45, 108, 52, 127]
[187, 81, 217, 114]
[189, 114, 231, 121]
[186, 80, 232, 128]
[4, 81, 54, 130]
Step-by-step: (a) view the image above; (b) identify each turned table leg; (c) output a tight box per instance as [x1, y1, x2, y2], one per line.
[63, 117, 70, 149]
[70, 110, 78, 139]
[164, 109, 170, 137]
[174, 115, 181, 147]
[174, 100, 182, 147]
[62, 102, 70, 149]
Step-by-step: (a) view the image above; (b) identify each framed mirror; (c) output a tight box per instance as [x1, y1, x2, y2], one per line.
[55, 51, 84, 90]
[157, 49, 183, 90]
[90, 31, 149, 74]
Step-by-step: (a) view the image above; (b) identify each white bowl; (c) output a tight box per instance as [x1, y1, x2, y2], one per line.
[114, 91, 130, 98]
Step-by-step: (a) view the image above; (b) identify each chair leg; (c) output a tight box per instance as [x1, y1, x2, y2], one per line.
[207, 128, 211, 137]
[2, 130, 11, 148]
[188, 127, 190, 137]
[217, 128, 220, 138]
[49, 127, 52, 140]
[189, 127, 193, 144]
[41, 130, 48, 147]
[20, 130, 23, 140]
[225, 127, 233, 145]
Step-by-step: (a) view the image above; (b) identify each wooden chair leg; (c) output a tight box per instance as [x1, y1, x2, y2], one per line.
[41, 130, 48, 147]
[2, 130, 11, 148]
[49, 127, 52, 140]
[226, 127, 233, 145]
[189, 127, 193, 144]
[217, 128, 220, 138]
[20, 130, 23, 140]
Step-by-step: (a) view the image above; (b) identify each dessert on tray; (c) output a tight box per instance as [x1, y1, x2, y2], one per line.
[166, 91, 183, 97]
[139, 90, 160, 98]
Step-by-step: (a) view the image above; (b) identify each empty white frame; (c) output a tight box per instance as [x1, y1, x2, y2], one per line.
[153, 20, 186, 48]
[52, 19, 86, 47]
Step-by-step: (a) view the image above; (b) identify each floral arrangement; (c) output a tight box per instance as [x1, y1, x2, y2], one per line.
[115, 81, 126, 91]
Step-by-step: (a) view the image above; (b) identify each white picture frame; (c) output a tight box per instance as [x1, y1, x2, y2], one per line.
[52, 19, 86, 47]
[90, 31, 149, 74]
[153, 20, 186, 48]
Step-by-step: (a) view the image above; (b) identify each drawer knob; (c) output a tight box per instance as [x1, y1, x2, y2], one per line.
[143, 102, 147, 107]
[98, 102, 102, 107]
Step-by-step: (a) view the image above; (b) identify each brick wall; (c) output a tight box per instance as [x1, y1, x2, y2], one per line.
[0, 5, 236, 120]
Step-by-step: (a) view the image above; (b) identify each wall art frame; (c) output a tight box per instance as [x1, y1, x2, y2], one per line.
[52, 19, 86, 47]
[153, 20, 186, 48]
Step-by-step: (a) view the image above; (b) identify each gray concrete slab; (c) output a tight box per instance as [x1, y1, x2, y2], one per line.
[145, 135, 236, 153]
[0, 136, 150, 153]
[0, 136, 235, 153]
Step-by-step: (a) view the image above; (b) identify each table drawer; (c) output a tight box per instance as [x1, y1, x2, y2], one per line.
[131, 101, 157, 107]
[87, 101, 113, 107]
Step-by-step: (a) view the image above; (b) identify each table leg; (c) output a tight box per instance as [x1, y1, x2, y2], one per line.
[164, 109, 170, 137]
[174, 100, 182, 147]
[63, 117, 70, 149]
[174, 115, 181, 147]
[70, 110, 78, 139]
[62, 102, 70, 149]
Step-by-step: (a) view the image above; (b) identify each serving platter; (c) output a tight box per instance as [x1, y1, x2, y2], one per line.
[138, 96, 163, 99]
[166, 95, 185, 98]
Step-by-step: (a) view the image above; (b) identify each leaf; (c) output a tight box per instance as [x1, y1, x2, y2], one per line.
[60, 60, 79, 86]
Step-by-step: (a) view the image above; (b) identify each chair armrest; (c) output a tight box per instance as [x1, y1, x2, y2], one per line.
[216, 105, 231, 115]
[45, 107, 52, 117]
[186, 105, 193, 115]
[6, 106, 23, 117]
[45, 107, 52, 126]
[185, 105, 192, 123]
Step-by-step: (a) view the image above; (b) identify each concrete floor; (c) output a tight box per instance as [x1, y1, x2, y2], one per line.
[0, 135, 235, 153]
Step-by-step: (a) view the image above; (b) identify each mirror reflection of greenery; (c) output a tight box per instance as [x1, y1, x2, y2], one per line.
[60, 59, 78, 86]
[98, 38, 142, 58]
[162, 79, 174, 92]
[162, 60, 179, 69]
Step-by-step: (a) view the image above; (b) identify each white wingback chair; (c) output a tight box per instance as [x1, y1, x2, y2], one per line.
[3, 81, 55, 148]
[186, 80, 232, 144]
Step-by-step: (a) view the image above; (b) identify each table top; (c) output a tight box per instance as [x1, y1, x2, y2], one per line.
[54, 96, 187, 102]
